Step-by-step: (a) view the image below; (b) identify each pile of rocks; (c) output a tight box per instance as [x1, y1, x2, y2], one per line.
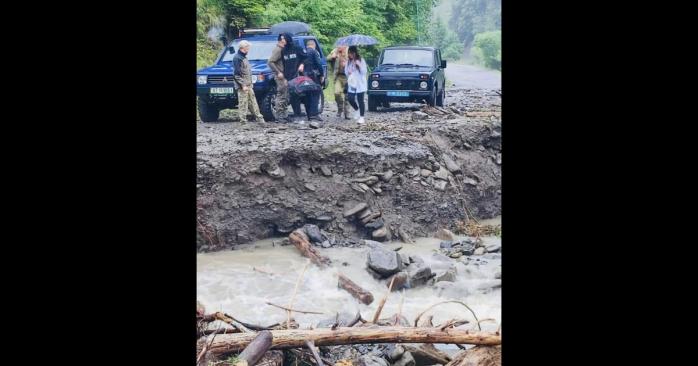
[364, 240, 437, 291]
[343, 203, 390, 241]
[438, 235, 501, 258]
[300, 224, 336, 248]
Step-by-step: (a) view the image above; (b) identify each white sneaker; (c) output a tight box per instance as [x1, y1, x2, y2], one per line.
[354, 110, 360, 120]
[357, 117, 365, 124]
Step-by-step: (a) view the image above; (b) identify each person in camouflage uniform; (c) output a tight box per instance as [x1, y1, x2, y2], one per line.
[233, 40, 265, 123]
[267, 34, 289, 122]
[327, 46, 351, 120]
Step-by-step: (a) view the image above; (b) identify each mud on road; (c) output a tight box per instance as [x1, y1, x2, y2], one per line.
[197, 88, 501, 252]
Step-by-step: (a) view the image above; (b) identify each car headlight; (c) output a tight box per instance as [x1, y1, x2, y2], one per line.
[197, 75, 207, 85]
[419, 81, 428, 89]
[371, 80, 379, 88]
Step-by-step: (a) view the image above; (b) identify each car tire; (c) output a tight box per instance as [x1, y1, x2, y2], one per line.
[368, 95, 378, 112]
[261, 88, 277, 122]
[198, 98, 220, 122]
[427, 87, 437, 107]
[436, 87, 445, 107]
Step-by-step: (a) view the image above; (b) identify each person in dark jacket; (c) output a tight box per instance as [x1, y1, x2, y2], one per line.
[279, 33, 307, 120]
[302, 39, 324, 121]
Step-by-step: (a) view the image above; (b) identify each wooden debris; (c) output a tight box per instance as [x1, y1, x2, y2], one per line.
[235, 330, 273, 366]
[305, 340, 325, 366]
[208, 327, 501, 356]
[372, 276, 397, 323]
[338, 273, 375, 305]
[266, 301, 325, 315]
[289, 229, 331, 268]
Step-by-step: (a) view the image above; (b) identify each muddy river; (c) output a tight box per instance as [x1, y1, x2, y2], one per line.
[197, 226, 501, 342]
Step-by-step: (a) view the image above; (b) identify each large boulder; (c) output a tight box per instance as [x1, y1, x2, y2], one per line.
[367, 246, 401, 277]
[303, 224, 324, 244]
[409, 266, 434, 287]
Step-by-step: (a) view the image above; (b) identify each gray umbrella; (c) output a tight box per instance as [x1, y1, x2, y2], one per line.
[334, 34, 379, 47]
[270, 21, 311, 35]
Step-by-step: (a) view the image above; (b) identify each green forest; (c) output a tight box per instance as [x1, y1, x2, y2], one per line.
[197, 0, 501, 70]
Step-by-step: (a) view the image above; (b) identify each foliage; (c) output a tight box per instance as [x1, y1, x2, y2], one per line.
[197, 0, 267, 69]
[449, 0, 501, 47]
[427, 17, 464, 60]
[197, 0, 507, 68]
[197, 0, 438, 69]
[470, 30, 500, 70]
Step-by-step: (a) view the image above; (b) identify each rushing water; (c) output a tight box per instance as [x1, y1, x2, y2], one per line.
[197, 231, 501, 338]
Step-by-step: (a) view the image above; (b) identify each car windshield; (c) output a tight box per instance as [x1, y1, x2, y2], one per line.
[221, 40, 278, 62]
[380, 49, 434, 67]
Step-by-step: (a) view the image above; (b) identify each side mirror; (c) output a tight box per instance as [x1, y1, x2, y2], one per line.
[441, 60, 447, 68]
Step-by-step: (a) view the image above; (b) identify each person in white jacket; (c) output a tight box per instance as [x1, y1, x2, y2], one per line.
[344, 46, 368, 124]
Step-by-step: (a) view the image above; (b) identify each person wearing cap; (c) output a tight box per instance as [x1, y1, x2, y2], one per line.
[232, 40, 265, 123]
[302, 39, 324, 121]
[279, 33, 307, 120]
[267, 34, 289, 122]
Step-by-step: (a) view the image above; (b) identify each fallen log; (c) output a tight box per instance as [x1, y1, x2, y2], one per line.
[338, 273, 375, 305]
[289, 229, 331, 268]
[236, 330, 273, 366]
[209, 327, 501, 356]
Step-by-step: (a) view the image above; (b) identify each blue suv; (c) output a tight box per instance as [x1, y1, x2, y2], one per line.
[196, 29, 328, 122]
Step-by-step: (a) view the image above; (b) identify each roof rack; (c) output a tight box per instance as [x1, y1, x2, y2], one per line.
[239, 28, 271, 37]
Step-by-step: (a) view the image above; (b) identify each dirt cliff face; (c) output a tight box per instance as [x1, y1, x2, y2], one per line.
[197, 89, 501, 252]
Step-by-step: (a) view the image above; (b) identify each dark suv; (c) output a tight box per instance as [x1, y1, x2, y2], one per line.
[196, 30, 327, 122]
[367, 46, 446, 111]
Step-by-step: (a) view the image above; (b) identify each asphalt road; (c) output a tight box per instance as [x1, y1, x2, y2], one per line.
[445, 62, 501, 90]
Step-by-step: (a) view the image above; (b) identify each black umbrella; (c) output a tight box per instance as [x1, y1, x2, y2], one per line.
[270, 21, 311, 35]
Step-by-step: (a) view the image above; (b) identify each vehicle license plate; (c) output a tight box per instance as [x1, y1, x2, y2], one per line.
[210, 87, 236, 94]
[387, 91, 409, 97]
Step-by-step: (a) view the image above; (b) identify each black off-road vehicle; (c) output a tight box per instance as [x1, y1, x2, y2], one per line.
[367, 46, 446, 111]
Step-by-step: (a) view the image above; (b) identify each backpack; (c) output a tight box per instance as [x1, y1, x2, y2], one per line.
[288, 75, 321, 96]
